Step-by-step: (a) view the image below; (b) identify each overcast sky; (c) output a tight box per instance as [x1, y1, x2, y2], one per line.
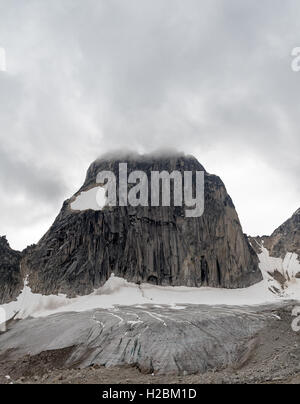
[0, 0, 299, 250]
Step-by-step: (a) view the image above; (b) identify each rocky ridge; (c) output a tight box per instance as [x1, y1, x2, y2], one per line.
[249, 208, 300, 294]
[0, 237, 22, 304]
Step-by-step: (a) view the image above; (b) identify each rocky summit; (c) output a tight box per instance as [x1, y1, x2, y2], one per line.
[249, 208, 300, 293]
[16, 152, 261, 298]
[263, 208, 300, 259]
[250, 207, 300, 263]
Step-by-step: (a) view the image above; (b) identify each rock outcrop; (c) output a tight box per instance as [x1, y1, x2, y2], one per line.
[0, 237, 22, 304]
[249, 208, 300, 294]
[263, 208, 300, 259]
[250, 208, 300, 261]
[21, 153, 261, 297]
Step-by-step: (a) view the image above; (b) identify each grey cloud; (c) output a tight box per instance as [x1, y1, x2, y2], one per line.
[0, 147, 66, 203]
[0, 0, 299, 248]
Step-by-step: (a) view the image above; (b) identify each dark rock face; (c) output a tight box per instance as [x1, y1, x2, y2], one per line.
[22, 153, 261, 297]
[250, 208, 300, 259]
[0, 237, 22, 304]
[264, 208, 300, 259]
[249, 208, 300, 290]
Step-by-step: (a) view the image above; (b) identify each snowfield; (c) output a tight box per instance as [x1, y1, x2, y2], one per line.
[0, 275, 283, 322]
[0, 246, 299, 322]
[258, 244, 300, 298]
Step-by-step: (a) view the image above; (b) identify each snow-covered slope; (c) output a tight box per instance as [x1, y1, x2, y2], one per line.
[258, 243, 300, 298]
[249, 208, 300, 299]
[1, 205, 299, 324]
[0, 273, 282, 323]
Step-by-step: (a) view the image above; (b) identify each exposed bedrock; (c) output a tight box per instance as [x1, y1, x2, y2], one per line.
[265, 208, 299, 259]
[249, 208, 300, 289]
[20, 153, 261, 297]
[250, 208, 300, 259]
[0, 237, 22, 304]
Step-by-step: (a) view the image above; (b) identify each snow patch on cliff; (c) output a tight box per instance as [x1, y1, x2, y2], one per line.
[70, 186, 107, 211]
